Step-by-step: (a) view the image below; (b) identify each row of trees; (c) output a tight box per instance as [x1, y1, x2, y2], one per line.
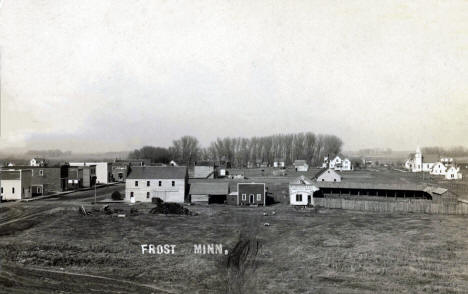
[128, 132, 343, 167]
[422, 146, 468, 157]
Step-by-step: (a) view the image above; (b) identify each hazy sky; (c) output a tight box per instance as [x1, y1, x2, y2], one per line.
[0, 0, 466, 152]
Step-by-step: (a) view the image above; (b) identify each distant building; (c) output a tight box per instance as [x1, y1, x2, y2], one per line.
[193, 162, 215, 178]
[322, 156, 352, 171]
[289, 176, 319, 206]
[67, 165, 96, 189]
[293, 160, 309, 172]
[70, 162, 113, 184]
[445, 166, 462, 180]
[0, 169, 32, 200]
[236, 183, 266, 206]
[430, 162, 447, 176]
[405, 147, 442, 172]
[315, 168, 342, 182]
[125, 166, 188, 203]
[112, 166, 128, 182]
[189, 182, 229, 204]
[273, 159, 285, 168]
[30, 158, 48, 167]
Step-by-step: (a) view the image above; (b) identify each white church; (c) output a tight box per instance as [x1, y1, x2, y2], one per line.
[405, 147, 462, 180]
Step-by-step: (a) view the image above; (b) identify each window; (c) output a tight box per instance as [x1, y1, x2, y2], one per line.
[172, 181, 175, 187]
[130, 192, 134, 197]
[12, 187, 15, 194]
[147, 192, 150, 199]
[334, 179, 336, 182]
[135, 181, 138, 187]
[158, 181, 162, 186]
[242, 194, 246, 201]
[39, 170, 44, 176]
[147, 181, 150, 187]
[296, 194, 302, 202]
[257, 194, 261, 201]
[1, 187, 2, 194]
[322, 179, 324, 181]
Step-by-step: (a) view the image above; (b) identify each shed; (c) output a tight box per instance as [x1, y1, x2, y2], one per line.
[189, 182, 229, 204]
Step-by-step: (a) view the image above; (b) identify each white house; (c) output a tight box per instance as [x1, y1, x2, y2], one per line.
[430, 162, 447, 175]
[445, 166, 463, 180]
[315, 168, 342, 182]
[30, 158, 47, 167]
[125, 166, 187, 203]
[70, 162, 113, 184]
[273, 159, 285, 168]
[0, 169, 32, 200]
[289, 176, 319, 206]
[322, 156, 352, 171]
[293, 160, 309, 172]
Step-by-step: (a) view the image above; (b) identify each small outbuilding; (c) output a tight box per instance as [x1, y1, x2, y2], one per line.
[237, 183, 266, 206]
[293, 160, 309, 172]
[315, 168, 342, 182]
[289, 175, 319, 206]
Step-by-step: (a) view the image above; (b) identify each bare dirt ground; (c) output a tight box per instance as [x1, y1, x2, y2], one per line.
[1, 197, 468, 293]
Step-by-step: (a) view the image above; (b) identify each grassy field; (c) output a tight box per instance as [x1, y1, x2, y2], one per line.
[1, 201, 468, 293]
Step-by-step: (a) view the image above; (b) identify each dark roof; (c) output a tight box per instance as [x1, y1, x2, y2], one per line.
[423, 154, 440, 163]
[127, 166, 187, 179]
[315, 181, 427, 191]
[189, 182, 229, 195]
[290, 175, 314, 185]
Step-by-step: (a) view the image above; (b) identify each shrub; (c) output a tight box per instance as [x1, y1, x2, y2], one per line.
[111, 191, 124, 200]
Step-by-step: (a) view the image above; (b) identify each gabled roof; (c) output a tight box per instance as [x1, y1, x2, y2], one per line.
[189, 182, 229, 195]
[127, 166, 187, 179]
[290, 175, 314, 185]
[314, 167, 340, 179]
[293, 160, 307, 166]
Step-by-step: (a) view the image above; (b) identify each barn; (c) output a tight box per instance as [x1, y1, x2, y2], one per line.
[315, 168, 342, 182]
[189, 182, 229, 204]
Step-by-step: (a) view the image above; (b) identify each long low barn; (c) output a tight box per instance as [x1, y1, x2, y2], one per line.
[314, 182, 449, 201]
[189, 182, 229, 204]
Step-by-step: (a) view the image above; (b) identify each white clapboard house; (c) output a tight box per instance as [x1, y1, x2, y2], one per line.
[289, 175, 319, 206]
[125, 166, 188, 203]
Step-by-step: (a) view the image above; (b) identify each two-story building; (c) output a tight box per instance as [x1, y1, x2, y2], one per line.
[0, 169, 32, 200]
[2, 165, 68, 196]
[70, 162, 113, 184]
[125, 166, 188, 203]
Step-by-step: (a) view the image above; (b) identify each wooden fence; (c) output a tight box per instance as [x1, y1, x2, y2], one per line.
[314, 198, 468, 215]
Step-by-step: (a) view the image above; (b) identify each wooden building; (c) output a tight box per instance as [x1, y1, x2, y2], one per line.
[125, 166, 188, 203]
[236, 183, 266, 206]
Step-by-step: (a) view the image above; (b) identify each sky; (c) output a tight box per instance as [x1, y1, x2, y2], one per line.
[0, 0, 466, 153]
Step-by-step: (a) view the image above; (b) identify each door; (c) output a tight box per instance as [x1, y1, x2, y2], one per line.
[308, 195, 312, 205]
[249, 194, 254, 204]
